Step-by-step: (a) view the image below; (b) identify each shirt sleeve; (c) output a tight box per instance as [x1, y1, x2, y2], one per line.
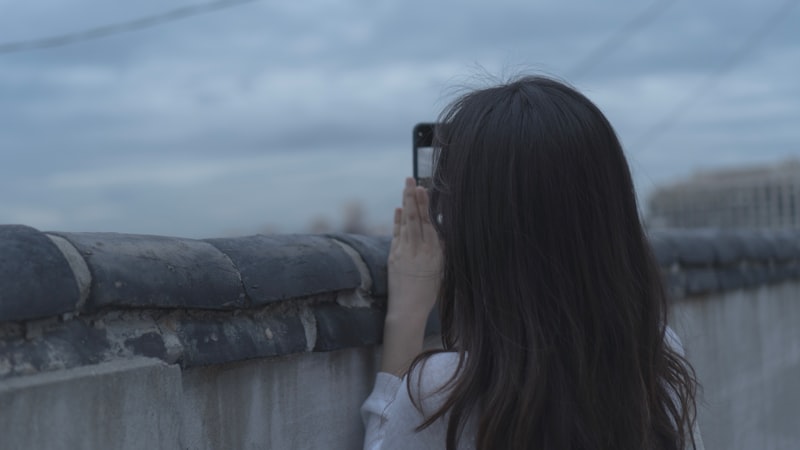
[361, 354, 463, 450]
[361, 372, 403, 450]
[665, 326, 705, 450]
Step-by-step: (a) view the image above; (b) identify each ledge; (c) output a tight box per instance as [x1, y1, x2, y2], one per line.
[1, 225, 800, 380]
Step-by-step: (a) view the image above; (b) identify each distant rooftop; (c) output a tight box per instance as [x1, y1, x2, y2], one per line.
[674, 159, 800, 188]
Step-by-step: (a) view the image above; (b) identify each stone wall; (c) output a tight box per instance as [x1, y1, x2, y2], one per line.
[1, 225, 799, 449]
[672, 284, 800, 449]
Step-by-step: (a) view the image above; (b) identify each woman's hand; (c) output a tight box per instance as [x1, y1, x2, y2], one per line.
[387, 177, 443, 319]
[381, 178, 443, 376]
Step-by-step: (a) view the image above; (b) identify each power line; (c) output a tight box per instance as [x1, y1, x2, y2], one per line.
[568, 0, 676, 79]
[0, 0, 259, 55]
[631, 0, 800, 154]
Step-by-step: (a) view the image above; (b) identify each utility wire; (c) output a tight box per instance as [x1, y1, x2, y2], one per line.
[0, 0, 259, 55]
[568, 0, 676, 79]
[631, 0, 800, 154]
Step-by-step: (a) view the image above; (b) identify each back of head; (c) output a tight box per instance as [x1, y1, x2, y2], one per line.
[418, 76, 697, 450]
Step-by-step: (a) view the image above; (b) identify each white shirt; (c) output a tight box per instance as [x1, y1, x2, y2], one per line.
[361, 327, 704, 450]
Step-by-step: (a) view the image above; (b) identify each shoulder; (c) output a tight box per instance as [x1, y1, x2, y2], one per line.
[407, 352, 461, 390]
[405, 352, 462, 414]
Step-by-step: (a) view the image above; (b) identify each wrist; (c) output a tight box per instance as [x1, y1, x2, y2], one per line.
[384, 307, 431, 328]
[380, 319, 426, 376]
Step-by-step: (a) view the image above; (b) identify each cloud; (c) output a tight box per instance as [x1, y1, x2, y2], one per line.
[1, 146, 409, 236]
[1, 0, 798, 236]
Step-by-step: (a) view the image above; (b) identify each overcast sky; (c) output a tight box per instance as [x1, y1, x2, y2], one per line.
[1, 0, 798, 237]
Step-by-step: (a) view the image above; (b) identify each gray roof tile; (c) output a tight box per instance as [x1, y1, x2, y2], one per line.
[0, 225, 79, 321]
[176, 314, 307, 366]
[4, 225, 800, 376]
[327, 233, 391, 297]
[312, 303, 385, 352]
[205, 234, 361, 305]
[53, 232, 245, 311]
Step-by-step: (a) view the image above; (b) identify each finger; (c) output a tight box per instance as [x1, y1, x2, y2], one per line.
[416, 187, 431, 224]
[400, 178, 412, 226]
[402, 178, 421, 241]
[392, 208, 401, 238]
[416, 187, 438, 243]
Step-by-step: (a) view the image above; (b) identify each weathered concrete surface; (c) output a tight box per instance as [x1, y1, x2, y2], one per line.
[205, 234, 362, 305]
[1, 229, 799, 449]
[0, 347, 383, 450]
[0, 280, 798, 450]
[0, 225, 79, 321]
[0, 357, 182, 450]
[671, 281, 800, 450]
[328, 233, 392, 297]
[180, 346, 380, 450]
[53, 232, 246, 310]
[177, 313, 308, 367]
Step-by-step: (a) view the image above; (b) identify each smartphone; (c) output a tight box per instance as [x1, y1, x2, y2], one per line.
[413, 123, 437, 188]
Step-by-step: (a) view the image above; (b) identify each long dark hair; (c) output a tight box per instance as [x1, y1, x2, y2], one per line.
[408, 76, 698, 450]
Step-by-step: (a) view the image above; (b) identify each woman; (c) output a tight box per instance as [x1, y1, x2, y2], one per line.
[362, 76, 701, 450]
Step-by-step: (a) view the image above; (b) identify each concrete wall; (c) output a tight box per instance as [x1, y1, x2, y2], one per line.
[2, 227, 800, 449]
[3, 284, 798, 450]
[180, 347, 380, 450]
[1, 349, 382, 450]
[0, 358, 183, 450]
[673, 282, 800, 450]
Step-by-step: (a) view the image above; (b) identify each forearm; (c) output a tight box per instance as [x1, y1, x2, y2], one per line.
[380, 309, 429, 376]
[381, 178, 441, 377]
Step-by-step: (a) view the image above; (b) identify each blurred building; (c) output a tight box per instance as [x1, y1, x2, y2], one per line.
[647, 160, 800, 229]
